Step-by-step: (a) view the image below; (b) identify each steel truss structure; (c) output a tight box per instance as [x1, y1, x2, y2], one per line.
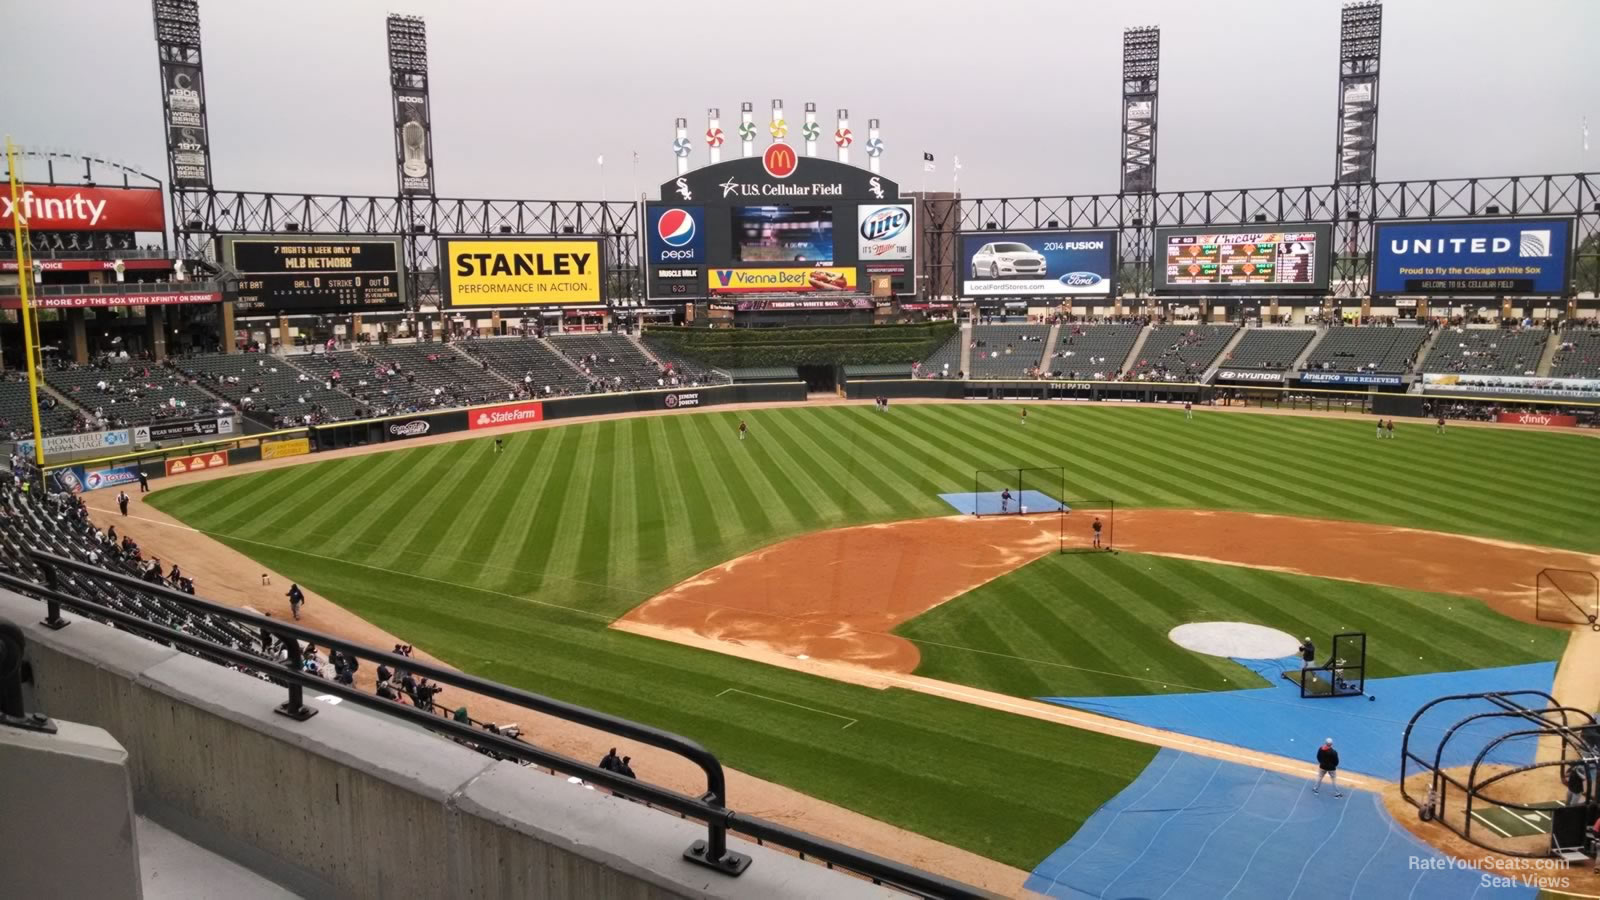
[954, 172, 1600, 299]
[1120, 27, 1160, 195]
[172, 192, 641, 307]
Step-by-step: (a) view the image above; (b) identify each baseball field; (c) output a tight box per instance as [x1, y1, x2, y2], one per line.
[144, 403, 1600, 871]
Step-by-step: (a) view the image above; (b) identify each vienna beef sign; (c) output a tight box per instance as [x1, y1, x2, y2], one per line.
[0, 185, 165, 232]
[442, 239, 604, 306]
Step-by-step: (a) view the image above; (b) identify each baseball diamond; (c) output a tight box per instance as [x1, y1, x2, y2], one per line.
[9, 2, 1600, 897]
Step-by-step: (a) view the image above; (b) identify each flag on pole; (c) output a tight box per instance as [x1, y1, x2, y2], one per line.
[953, 155, 963, 172]
[632, 151, 639, 164]
[922, 151, 935, 173]
[597, 154, 605, 167]
[1585, 117, 1591, 153]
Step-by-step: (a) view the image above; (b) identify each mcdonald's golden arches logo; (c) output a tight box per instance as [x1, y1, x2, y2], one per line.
[762, 143, 798, 179]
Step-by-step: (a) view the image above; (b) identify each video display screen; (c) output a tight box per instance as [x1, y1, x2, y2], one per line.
[733, 206, 834, 263]
[223, 236, 405, 313]
[1157, 223, 1332, 292]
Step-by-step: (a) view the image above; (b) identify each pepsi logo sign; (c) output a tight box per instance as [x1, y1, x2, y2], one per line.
[763, 143, 798, 179]
[859, 207, 910, 243]
[657, 208, 696, 247]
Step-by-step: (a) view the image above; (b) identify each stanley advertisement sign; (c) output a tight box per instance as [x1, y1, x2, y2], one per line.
[442, 239, 605, 306]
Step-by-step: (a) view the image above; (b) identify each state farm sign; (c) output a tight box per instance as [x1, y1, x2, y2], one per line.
[1495, 412, 1577, 427]
[0, 185, 166, 232]
[469, 401, 544, 430]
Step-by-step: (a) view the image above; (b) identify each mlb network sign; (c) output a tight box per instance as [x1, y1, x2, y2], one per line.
[1374, 218, 1572, 295]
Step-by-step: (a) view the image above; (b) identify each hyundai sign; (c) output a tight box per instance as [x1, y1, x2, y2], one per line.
[961, 230, 1117, 297]
[1374, 218, 1573, 295]
[646, 206, 705, 264]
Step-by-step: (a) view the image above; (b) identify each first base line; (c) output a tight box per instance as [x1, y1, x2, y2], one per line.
[716, 687, 859, 730]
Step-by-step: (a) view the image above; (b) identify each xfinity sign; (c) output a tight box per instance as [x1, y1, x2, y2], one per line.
[1374, 218, 1572, 295]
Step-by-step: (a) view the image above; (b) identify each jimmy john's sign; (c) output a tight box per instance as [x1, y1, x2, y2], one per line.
[442, 238, 605, 306]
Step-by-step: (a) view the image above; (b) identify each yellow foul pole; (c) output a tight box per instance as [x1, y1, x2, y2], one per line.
[6, 138, 47, 467]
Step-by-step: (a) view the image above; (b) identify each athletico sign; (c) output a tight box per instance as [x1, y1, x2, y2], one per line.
[470, 401, 544, 430]
[1495, 412, 1577, 427]
[1297, 371, 1405, 386]
[165, 451, 229, 476]
[0, 186, 166, 232]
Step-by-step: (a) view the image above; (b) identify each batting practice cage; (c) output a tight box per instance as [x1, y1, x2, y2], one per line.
[967, 467, 1113, 553]
[1401, 690, 1600, 859]
[1282, 631, 1366, 698]
[1535, 568, 1600, 631]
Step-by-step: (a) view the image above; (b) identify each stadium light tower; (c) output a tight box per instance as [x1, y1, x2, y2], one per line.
[1336, 2, 1383, 185]
[1119, 26, 1160, 195]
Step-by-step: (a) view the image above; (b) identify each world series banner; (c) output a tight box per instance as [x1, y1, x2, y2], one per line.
[161, 60, 212, 188]
[395, 88, 434, 196]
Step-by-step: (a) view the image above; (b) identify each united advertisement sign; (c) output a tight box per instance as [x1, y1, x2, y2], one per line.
[1374, 218, 1573, 295]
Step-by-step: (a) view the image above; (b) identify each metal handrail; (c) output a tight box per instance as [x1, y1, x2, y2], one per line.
[19, 248, 171, 261]
[4, 549, 989, 899]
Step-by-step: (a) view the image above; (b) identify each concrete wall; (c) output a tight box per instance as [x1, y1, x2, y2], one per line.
[0, 590, 894, 900]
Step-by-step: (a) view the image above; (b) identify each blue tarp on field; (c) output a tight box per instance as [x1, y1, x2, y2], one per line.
[1026, 748, 1538, 899]
[938, 491, 1066, 516]
[1041, 659, 1557, 778]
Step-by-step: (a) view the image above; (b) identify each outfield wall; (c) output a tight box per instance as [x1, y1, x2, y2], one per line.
[0, 589, 893, 899]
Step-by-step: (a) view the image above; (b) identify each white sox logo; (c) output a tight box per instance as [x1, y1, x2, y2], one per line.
[674, 177, 692, 200]
[868, 176, 885, 200]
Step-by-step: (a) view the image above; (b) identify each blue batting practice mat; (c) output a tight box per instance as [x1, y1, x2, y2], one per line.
[1025, 748, 1536, 899]
[938, 491, 1067, 516]
[1041, 659, 1556, 778]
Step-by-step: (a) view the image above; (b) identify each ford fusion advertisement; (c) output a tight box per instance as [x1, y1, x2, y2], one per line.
[1374, 218, 1572, 295]
[961, 230, 1117, 296]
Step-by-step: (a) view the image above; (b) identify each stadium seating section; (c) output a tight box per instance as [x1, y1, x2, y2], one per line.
[1300, 326, 1430, 375]
[1127, 325, 1238, 381]
[458, 338, 590, 396]
[44, 362, 226, 429]
[970, 325, 1052, 378]
[635, 336, 730, 386]
[917, 330, 964, 378]
[176, 353, 360, 428]
[1550, 328, 1600, 379]
[1220, 329, 1315, 371]
[0, 375, 88, 439]
[1420, 327, 1547, 376]
[1048, 324, 1142, 380]
[547, 334, 669, 392]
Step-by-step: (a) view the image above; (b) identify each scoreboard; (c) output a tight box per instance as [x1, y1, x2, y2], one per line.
[220, 236, 405, 314]
[1156, 223, 1332, 292]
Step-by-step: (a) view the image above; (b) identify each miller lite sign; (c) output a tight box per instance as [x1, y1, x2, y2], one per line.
[857, 205, 913, 260]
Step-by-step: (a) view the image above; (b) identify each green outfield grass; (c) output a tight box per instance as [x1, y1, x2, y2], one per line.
[146, 403, 1599, 868]
[896, 552, 1569, 699]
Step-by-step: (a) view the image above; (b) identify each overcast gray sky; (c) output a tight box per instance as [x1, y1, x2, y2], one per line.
[2, 0, 1596, 200]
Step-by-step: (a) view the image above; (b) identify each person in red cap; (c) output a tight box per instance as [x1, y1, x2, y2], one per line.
[1314, 737, 1342, 798]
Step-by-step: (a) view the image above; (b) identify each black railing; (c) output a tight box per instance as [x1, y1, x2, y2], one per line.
[1, 549, 990, 899]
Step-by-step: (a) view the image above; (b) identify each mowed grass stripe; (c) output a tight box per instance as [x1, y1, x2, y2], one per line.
[144, 404, 1596, 871]
[899, 552, 1568, 699]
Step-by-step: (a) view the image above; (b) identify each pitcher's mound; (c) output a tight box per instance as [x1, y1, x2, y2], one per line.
[1168, 622, 1300, 659]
